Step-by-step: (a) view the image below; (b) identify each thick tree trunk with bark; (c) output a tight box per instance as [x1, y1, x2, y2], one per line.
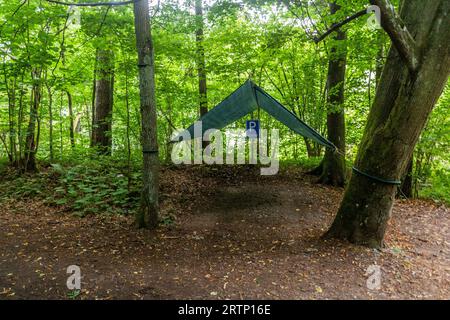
[316, 2, 347, 186]
[91, 49, 114, 155]
[326, 0, 450, 248]
[133, 0, 159, 229]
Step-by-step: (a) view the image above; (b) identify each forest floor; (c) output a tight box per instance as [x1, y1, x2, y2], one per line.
[0, 165, 448, 299]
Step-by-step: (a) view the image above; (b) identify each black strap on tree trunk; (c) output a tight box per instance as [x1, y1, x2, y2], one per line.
[352, 166, 402, 185]
[142, 150, 158, 154]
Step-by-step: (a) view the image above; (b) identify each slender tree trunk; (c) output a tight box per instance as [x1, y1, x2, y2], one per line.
[59, 92, 63, 159]
[293, 136, 298, 159]
[47, 84, 54, 162]
[325, 0, 450, 248]
[195, 0, 208, 117]
[315, 2, 347, 187]
[17, 73, 25, 166]
[83, 96, 91, 142]
[304, 138, 313, 158]
[165, 96, 173, 163]
[133, 0, 159, 229]
[7, 78, 17, 164]
[91, 49, 114, 155]
[124, 61, 132, 192]
[36, 108, 41, 160]
[3, 58, 18, 165]
[66, 91, 75, 149]
[91, 51, 97, 147]
[195, 0, 208, 148]
[24, 69, 42, 172]
[304, 138, 321, 158]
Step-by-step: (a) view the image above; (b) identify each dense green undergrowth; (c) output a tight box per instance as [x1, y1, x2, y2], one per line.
[419, 168, 450, 206]
[0, 157, 141, 217]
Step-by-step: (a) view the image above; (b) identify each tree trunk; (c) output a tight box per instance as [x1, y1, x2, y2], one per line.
[124, 64, 132, 193]
[7, 78, 17, 165]
[304, 138, 322, 158]
[91, 51, 97, 147]
[195, 0, 208, 117]
[59, 92, 63, 159]
[17, 72, 25, 166]
[325, 0, 450, 248]
[24, 69, 42, 172]
[91, 49, 114, 155]
[67, 91, 75, 149]
[316, 2, 347, 186]
[133, 0, 159, 229]
[304, 138, 314, 158]
[83, 97, 91, 142]
[47, 84, 54, 162]
[195, 0, 208, 148]
[165, 96, 174, 163]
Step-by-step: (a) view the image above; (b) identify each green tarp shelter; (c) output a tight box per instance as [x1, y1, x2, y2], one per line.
[172, 80, 336, 151]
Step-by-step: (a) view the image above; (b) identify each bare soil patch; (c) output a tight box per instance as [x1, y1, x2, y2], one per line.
[0, 166, 448, 299]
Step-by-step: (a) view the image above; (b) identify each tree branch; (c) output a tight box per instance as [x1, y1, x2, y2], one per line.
[314, 9, 367, 44]
[44, 0, 138, 7]
[369, 0, 419, 72]
[157, 105, 177, 132]
[0, 0, 27, 38]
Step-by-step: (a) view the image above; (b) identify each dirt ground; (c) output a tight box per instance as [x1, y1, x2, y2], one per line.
[0, 166, 449, 299]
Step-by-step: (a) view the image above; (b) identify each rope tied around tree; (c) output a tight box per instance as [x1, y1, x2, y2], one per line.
[352, 166, 402, 185]
[142, 150, 159, 154]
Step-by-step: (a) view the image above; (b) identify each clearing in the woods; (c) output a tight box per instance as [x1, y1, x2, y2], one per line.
[0, 166, 448, 299]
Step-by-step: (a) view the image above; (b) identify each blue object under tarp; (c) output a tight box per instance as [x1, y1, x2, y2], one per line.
[171, 79, 335, 151]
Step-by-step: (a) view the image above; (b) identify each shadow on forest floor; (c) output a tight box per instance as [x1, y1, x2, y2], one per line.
[0, 165, 448, 299]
